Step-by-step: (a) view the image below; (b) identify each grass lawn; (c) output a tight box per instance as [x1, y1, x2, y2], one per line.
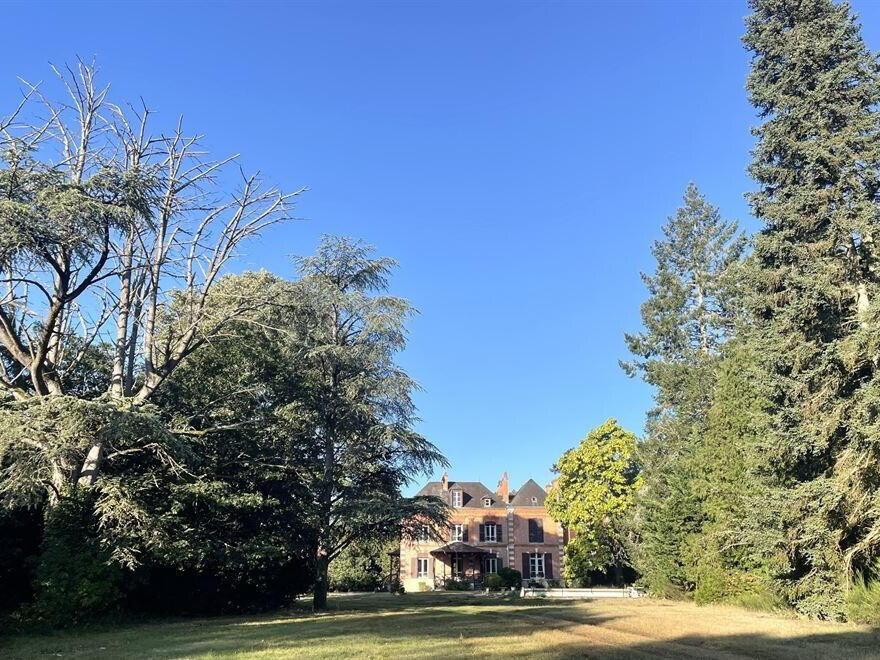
[2, 592, 879, 659]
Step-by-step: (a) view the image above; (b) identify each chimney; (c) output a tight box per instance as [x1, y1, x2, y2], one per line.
[441, 471, 449, 491]
[496, 472, 509, 503]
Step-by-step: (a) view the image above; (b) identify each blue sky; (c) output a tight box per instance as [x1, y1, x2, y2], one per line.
[5, 1, 880, 495]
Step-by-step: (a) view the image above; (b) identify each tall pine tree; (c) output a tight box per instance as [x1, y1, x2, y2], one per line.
[743, 0, 880, 618]
[623, 184, 745, 596]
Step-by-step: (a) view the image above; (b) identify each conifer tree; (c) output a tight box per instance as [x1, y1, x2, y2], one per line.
[743, 0, 880, 618]
[623, 184, 745, 595]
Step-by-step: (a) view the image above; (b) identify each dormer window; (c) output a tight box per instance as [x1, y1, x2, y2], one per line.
[482, 497, 491, 507]
[452, 490, 462, 507]
[531, 496, 538, 505]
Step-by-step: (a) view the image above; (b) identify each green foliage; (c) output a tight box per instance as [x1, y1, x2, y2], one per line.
[34, 490, 123, 625]
[846, 564, 880, 625]
[622, 185, 744, 598]
[282, 237, 448, 610]
[484, 573, 504, 590]
[444, 579, 470, 591]
[739, 0, 880, 619]
[329, 540, 394, 592]
[497, 567, 522, 589]
[547, 419, 640, 584]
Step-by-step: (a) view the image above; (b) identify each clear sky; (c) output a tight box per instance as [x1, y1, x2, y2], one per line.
[5, 1, 880, 495]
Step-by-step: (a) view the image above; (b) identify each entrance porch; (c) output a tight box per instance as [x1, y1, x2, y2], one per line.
[430, 542, 488, 589]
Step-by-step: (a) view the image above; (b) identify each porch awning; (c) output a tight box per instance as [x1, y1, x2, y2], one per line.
[430, 542, 488, 556]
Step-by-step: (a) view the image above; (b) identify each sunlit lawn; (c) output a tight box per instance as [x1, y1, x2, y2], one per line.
[3, 592, 879, 659]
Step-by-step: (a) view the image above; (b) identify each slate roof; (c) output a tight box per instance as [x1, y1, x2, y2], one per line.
[416, 477, 548, 508]
[509, 478, 548, 507]
[415, 480, 507, 508]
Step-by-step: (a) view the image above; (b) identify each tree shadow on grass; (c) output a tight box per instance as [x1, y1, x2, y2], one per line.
[3, 594, 880, 659]
[519, 629, 880, 660]
[0, 596, 601, 658]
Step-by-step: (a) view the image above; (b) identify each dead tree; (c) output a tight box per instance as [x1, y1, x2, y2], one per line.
[0, 60, 303, 490]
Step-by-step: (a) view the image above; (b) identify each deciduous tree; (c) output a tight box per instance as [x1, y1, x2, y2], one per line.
[547, 419, 640, 586]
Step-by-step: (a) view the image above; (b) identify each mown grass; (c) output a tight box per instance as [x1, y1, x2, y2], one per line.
[2, 592, 879, 659]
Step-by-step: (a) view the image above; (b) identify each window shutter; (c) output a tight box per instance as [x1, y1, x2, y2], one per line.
[449, 524, 455, 541]
[411, 557, 418, 577]
[522, 553, 530, 579]
[496, 524, 502, 542]
[544, 553, 553, 579]
[462, 524, 469, 542]
[479, 524, 485, 542]
[528, 519, 536, 542]
[536, 519, 544, 543]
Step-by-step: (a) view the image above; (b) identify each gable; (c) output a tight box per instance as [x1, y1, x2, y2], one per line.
[509, 479, 547, 506]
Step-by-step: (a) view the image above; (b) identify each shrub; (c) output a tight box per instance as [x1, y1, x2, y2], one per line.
[444, 579, 470, 591]
[847, 567, 880, 625]
[484, 574, 503, 591]
[497, 567, 522, 589]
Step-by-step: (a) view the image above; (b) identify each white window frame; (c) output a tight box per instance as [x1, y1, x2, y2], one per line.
[452, 556, 464, 576]
[531, 496, 538, 505]
[452, 524, 464, 542]
[486, 557, 498, 574]
[530, 553, 545, 578]
[482, 497, 491, 507]
[484, 523, 497, 543]
[417, 557, 429, 578]
[452, 490, 462, 507]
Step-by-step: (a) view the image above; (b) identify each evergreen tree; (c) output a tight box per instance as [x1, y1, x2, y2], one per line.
[687, 339, 781, 608]
[743, 0, 880, 618]
[282, 237, 448, 611]
[623, 184, 745, 596]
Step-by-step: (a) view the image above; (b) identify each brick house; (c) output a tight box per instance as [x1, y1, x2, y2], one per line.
[399, 471, 565, 591]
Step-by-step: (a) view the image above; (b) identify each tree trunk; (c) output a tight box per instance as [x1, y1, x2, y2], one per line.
[313, 550, 330, 611]
[77, 442, 103, 487]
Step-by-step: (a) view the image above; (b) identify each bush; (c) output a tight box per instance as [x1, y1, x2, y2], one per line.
[497, 567, 522, 589]
[444, 579, 470, 591]
[484, 573, 503, 590]
[847, 568, 880, 625]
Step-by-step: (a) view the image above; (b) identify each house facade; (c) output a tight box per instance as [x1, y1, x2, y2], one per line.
[399, 471, 565, 591]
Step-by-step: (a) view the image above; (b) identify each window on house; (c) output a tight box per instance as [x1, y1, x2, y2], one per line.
[417, 558, 429, 578]
[452, 490, 462, 507]
[529, 553, 545, 578]
[418, 525, 430, 542]
[484, 523, 497, 543]
[452, 524, 464, 542]
[531, 496, 538, 505]
[486, 557, 498, 574]
[482, 497, 491, 507]
[528, 518, 544, 543]
[452, 556, 464, 576]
